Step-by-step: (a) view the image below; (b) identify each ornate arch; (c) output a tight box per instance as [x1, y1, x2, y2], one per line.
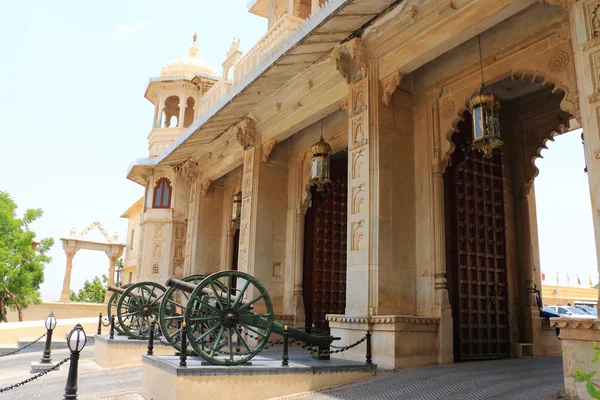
[437, 42, 579, 171]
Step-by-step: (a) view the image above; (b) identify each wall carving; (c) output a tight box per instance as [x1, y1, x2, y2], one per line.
[182, 161, 199, 185]
[200, 179, 212, 196]
[153, 244, 162, 258]
[440, 99, 456, 119]
[262, 140, 277, 164]
[352, 185, 365, 214]
[351, 221, 365, 251]
[329, 38, 368, 84]
[339, 97, 349, 113]
[272, 262, 282, 277]
[154, 225, 164, 240]
[326, 315, 441, 324]
[352, 150, 366, 179]
[549, 50, 569, 73]
[352, 118, 367, 148]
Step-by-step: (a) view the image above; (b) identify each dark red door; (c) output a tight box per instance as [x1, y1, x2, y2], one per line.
[303, 159, 348, 330]
[445, 113, 510, 361]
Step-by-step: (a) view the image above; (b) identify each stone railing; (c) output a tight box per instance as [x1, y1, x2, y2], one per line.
[233, 14, 304, 83]
[197, 80, 233, 116]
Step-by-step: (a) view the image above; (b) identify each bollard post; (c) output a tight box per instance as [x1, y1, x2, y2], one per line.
[97, 313, 102, 335]
[40, 312, 57, 364]
[147, 317, 155, 356]
[63, 324, 87, 400]
[366, 331, 372, 364]
[109, 315, 115, 340]
[282, 325, 289, 366]
[179, 321, 187, 367]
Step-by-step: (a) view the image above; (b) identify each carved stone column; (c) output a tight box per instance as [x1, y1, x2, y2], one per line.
[225, 221, 239, 270]
[105, 253, 120, 303]
[59, 250, 77, 303]
[293, 207, 307, 328]
[569, 0, 600, 307]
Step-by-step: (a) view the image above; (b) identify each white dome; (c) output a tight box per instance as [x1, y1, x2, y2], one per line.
[160, 41, 218, 78]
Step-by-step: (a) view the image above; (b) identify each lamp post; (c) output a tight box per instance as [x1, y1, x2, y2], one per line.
[64, 324, 87, 400]
[40, 312, 57, 364]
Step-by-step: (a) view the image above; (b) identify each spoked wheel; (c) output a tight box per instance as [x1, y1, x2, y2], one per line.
[107, 284, 131, 336]
[158, 274, 207, 352]
[117, 282, 166, 340]
[184, 270, 274, 366]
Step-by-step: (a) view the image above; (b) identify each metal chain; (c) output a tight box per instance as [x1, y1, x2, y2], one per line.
[0, 356, 70, 393]
[0, 332, 46, 358]
[329, 335, 367, 354]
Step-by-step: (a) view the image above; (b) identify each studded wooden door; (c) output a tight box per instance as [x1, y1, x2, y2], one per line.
[303, 160, 348, 331]
[445, 114, 509, 361]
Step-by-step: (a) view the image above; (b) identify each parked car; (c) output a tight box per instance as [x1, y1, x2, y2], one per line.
[546, 306, 596, 319]
[573, 305, 598, 317]
[540, 307, 560, 319]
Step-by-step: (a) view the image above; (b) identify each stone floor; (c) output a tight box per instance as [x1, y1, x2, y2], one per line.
[0, 345, 565, 400]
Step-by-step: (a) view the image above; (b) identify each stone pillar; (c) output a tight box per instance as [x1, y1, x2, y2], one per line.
[59, 250, 77, 303]
[292, 208, 306, 328]
[569, 1, 600, 306]
[105, 254, 119, 303]
[225, 222, 238, 270]
[178, 90, 186, 128]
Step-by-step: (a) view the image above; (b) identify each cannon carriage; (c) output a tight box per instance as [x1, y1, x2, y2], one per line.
[162, 270, 340, 366]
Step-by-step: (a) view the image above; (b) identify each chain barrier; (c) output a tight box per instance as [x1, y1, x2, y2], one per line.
[0, 356, 70, 393]
[0, 332, 46, 358]
[329, 335, 367, 354]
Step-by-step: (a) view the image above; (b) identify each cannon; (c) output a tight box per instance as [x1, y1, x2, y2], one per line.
[163, 270, 339, 366]
[107, 282, 166, 340]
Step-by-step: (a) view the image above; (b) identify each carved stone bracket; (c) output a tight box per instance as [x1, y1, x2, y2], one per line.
[538, 0, 569, 13]
[181, 161, 199, 185]
[329, 38, 368, 84]
[140, 166, 155, 184]
[232, 117, 256, 150]
[200, 179, 212, 196]
[339, 96, 349, 113]
[262, 140, 277, 164]
[381, 71, 404, 106]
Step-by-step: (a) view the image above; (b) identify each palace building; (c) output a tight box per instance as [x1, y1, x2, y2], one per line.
[120, 0, 600, 368]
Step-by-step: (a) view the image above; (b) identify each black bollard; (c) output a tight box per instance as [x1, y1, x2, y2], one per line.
[147, 317, 155, 356]
[63, 324, 87, 400]
[109, 315, 115, 340]
[366, 331, 372, 364]
[179, 321, 187, 367]
[40, 312, 57, 364]
[97, 313, 102, 335]
[282, 325, 289, 367]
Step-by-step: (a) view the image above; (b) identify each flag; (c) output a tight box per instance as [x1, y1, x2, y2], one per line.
[577, 275, 581, 286]
[566, 273, 570, 285]
[591, 275, 594, 287]
[556, 272, 559, 285]
[542, 272, 546, 281]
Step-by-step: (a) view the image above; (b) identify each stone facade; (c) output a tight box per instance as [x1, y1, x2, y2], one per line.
[121, 0, 600, 372]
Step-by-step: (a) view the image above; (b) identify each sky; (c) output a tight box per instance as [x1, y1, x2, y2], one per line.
[0, 0, 267, 300]
[0, 2, 596, 302]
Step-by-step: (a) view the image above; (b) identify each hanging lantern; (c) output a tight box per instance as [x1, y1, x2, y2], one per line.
[309, 136, 332, 192]
[469, 87, 502, 158]
[231, 192, 242, 221]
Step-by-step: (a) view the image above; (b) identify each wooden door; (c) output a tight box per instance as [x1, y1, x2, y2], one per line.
[445, 113, 510, 361]
[303, 160, 348, 330]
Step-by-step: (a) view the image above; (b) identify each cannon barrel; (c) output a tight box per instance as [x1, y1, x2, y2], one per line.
[164, 277, 198, 294]
[107, 285, 126, 295]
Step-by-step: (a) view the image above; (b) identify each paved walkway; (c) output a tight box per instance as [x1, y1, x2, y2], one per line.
[0, 345, 565, 399]
[280, 357, 565, 400]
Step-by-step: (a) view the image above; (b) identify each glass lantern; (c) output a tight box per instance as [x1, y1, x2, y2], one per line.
[309, 136, 332, 192]
[231, 192, 242, 221]
[67, 323, 87, 353]
[45, 312, 57, 331]
[469, 87, 502, 158]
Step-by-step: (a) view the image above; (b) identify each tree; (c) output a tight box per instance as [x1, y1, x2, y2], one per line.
[0, 192, 54, 322]
[594, 283, 598, 289]
[70, 275, 107, 303]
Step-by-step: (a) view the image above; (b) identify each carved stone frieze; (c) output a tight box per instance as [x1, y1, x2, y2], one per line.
[329, 38, 368, 84]
[326, 315, 441, 325]
[262, 140, 277, 164]
[381, 71, 404, 106]
[232, 117, 256, 150]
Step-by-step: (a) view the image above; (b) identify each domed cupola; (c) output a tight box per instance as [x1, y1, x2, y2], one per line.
[160, 34, 219, 79]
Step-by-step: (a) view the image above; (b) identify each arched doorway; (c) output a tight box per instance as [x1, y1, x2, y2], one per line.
[445, 112, 510, 361]
[303, 151, 348, 330]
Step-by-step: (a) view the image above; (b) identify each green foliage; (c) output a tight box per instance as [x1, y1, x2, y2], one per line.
[70, 275, 107, 304]
[0, 192, 54, 322]
[594, 283, 599, 289]
[575, 342, 600, 399]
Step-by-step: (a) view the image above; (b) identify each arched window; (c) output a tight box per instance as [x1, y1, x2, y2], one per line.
[183, 97, 195, 128]
[153, 177, 172, 208]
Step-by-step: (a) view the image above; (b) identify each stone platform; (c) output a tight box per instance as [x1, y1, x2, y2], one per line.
[141, 354, 377, 400]
[94, 334, 174, 368]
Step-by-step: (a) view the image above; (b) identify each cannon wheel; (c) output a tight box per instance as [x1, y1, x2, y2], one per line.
[158, 274, 207, 352]
[184, 270, 274, 366]
[117, 281, 166, 340]
[107, 284, 131, 336]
